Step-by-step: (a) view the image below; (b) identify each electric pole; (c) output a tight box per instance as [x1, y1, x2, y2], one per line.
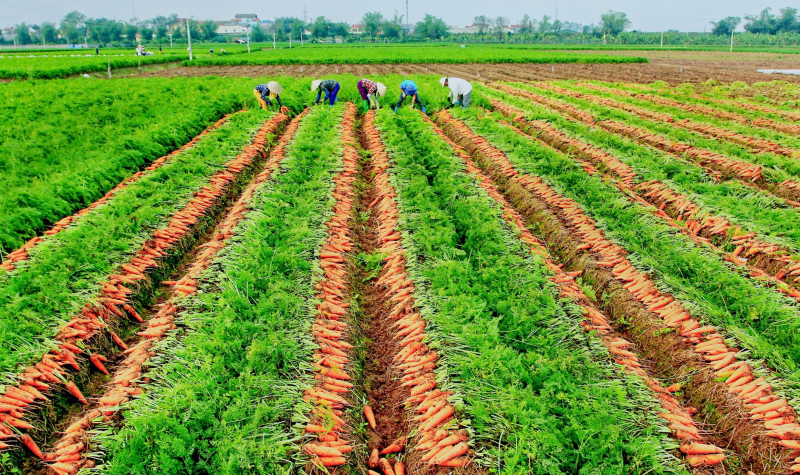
[187, 20, 192, 61]
[406, 0, 409, 29]
[730, 28, 734, 53]
[304, 6, 307, 24]
[660, 31, 663, 48]
[247, 29, 251, 53]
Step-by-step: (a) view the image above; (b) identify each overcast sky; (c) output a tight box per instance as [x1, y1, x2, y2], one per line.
[3, 0, 794, 32]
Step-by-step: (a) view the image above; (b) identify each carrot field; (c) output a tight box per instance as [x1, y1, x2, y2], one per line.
[4, 71, 800, 475]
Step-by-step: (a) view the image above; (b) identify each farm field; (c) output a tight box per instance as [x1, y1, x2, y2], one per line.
[4, 66, 800, 475]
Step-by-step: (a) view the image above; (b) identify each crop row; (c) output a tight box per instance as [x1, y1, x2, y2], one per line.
[0, 54, 187, 80]
[485, 86, 800, 298]
[69, 105, 347, 474]
[537, 81, 800, 158]
[578, 81, 800, 135]
[440, 105, 800, 472]
[0, 77, 263, 254]
[373, 107, 685, 473]
[500, 82, 800, 206]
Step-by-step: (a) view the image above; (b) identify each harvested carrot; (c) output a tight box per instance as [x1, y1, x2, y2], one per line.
[681, 441, 723, 455]
[368, 448, 379, 468]
[364, 404, 376, 429]
[21, 434, 44, 459]
[65, 381, 88, 404]
[303, 444, 342, 457]
[432, 442, 469, 465]
[378, 458, 396, 475]
[380, 437, 405, 455]
[394, 460, 405, 475]
[686, 453, 725, 466]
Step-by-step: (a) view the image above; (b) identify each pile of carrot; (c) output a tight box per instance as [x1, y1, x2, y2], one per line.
[489, 98, 800, 302]
[441, 110, 800, 471]
[0, 114, 234, 274]
[0, 113, 290, 473]
[702, 96, 800, 124]
[432, 111, 727, 466]
[362, 111, 472, 471]
[301, 104, 359, 468]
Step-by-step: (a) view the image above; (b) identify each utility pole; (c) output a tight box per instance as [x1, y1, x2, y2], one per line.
[730, 28, 734, 53]
[406, 0, 409, 28]
[660, 31, 663, 48]
[247, 29, 251, 53]
[273, 29, 276, 49]
[186, 20, 192, 61]
[301, 29, 304, 45]
[168, 33, 173, 48]
[304, 6, 307, 24]
[13, 37, 17, 49]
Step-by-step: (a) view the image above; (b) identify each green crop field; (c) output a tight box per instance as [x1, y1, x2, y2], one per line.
[2, 36, 800, 475]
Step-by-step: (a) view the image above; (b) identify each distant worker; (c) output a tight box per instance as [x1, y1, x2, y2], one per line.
[209, 48, 214, 54]
[394, 79, 426, 114]
[312, 79, 341, 107]
[159, 44, 163, 54]
[440, 77, 473, 109]
[356, 78, 387, 112]
[254, 81, 283, 110]
[95, 46, 99, 55]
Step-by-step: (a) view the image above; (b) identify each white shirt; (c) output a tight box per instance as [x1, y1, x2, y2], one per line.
[446, 78, 472, 103]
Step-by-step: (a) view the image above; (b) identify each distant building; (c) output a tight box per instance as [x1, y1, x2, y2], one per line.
[216, 24, 251, 35]
[233, 14, 260, 27]
[350, 24, 363, 34]
[2, 27, 14, 41]
[447, 24, 480, 34]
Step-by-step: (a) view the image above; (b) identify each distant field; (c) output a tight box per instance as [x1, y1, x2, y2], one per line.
[185, 44, 649, 66]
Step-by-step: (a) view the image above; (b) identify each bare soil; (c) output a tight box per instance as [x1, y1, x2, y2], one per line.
[136, 53, 800, 85]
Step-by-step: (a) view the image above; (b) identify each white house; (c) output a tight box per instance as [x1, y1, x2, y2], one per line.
[216, 24, 251, 35]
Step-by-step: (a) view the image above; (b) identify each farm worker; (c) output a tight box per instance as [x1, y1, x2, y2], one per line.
[357, 79, 387, 112]
[95, 46, 99, 55]
[253, 81, 283, 110]
[440, 77, 472, 109]
[394, 80, 426, 114]
[312, 79, 341, 107]
[159, 45, 162, 54]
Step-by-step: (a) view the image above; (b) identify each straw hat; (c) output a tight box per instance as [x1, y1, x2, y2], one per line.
[439, 77, 448, 87]
[376, 82, 387, 97]
[267, 81, 282, 94]
[311, 79, 322, 91]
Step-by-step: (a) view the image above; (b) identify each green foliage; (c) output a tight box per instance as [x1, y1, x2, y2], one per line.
[94, 105, 346, 474]
[186, 45, 648, 67]
[0, 77, 257, 252]
[451, 106, 800, 399]
[0, 54, 185, 79]
[376, 108, 684, 474]
[600, 11, 631, 35]
[0, 109, 271, 382]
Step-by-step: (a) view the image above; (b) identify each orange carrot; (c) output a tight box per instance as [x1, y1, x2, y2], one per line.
[21, 434, 44, 459]
[316, 456, 346, 467]
[439, 456, 469, 467]
[686, 453, 725, 466]
[303, 444, 343, 457]
[65, 381, 88, 404]
[421, 405, 453, 431]
[380, 437, 405, 454]
[432, 442, 469, 465]
[394, 460, 405, 475]
[681, 441, 723, 455]
[364, 404, 376, 429]
[378, 458, 396, 475]
[368, 448, 379, 468]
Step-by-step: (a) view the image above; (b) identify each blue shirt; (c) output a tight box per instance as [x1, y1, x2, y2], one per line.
[399, 80, 418, 96]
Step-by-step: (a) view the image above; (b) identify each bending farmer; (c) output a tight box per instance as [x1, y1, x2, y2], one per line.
[357, 78, 387, 112]
[253, 81, 283, 110]
[440, 77, 472, 109]
[394, 80, 426, 114]
[312, 79, 341, 107]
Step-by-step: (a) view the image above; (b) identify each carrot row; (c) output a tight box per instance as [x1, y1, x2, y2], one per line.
[362, 110, 473, 470]
[693, 95, 800, 124]
[577, 82, 800, 136]
[1, 112, 290, 468]
[489, 100, 800, 300]
[301, 103, 359, 469]
[437, 110, 800, 472]
[433, 110, 726, 465]
[35, 110, 306, 475]
[0, 113, 235, 273]
[533, 81, 800, 159]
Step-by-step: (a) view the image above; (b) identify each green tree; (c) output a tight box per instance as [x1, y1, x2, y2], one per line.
[362, 12, 385, 38]
[491, 16, 509, 40]
[41, 23, 58, 43]
[125, 24, 138, 41]
[776, 7, 799, 33]
[200, 20, 217, 41]
[15, 23, 32, 45]
[311, 16, 332, 39]
[711, 16, 741, 36]
[251, 25, 267, 42]
[140, 28, 154, 41]
[382, 13, 404, 39]
[600, 10, 631, 35]
[473, 15, 490, 35]
[744, 8, 777, 34]
[538, 15, 552, 33]
[518, 14, 533, 34]
[414, 14, 448, 39]
[156, 25, 168, 39]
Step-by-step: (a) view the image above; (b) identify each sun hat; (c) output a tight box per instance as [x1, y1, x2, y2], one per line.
[376, 82, 387, 97]
[267, 81, 282, 94]
[311, 79, 322, 91]
[439, 77, 448, 86]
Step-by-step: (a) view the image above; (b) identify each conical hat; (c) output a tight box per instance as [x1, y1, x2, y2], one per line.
[311, 79, 322, 91]
[267, 81, 282, 94]
[376, 82, 387, 97]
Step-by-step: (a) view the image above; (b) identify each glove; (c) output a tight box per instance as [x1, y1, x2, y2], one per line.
[362, 100, 370, 112]
[393, 106, 398, 113]
[421, 106, 427, 114]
